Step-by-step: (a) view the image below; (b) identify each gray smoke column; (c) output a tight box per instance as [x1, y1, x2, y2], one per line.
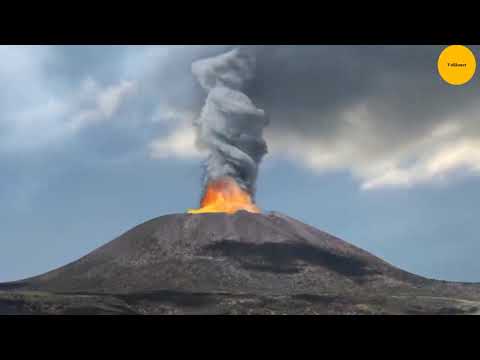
[192, 47, 268, 196]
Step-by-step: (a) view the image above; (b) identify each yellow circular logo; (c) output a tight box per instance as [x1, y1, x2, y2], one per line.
[438, 45, 476, 85]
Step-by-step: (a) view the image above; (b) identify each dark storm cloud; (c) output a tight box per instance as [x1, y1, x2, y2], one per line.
[250, 45, 479, 143]
[223, 45, 480, 188]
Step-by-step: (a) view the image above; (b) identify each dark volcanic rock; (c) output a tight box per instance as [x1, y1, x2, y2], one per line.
[2, 211, 480, 315]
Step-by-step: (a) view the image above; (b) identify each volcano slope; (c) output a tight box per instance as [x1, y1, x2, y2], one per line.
[1, 211, 480, 315]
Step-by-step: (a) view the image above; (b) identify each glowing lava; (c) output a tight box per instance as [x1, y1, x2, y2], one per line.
[188, 177, 260, 214]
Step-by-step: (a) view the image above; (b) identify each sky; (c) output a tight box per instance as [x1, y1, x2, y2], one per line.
[1, 45, 479, 283]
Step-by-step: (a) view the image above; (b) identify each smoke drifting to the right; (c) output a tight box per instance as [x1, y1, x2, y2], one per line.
[188, 47, 269, 215]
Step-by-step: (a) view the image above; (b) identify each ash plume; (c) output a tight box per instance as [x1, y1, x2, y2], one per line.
[192, 47, 268, 196]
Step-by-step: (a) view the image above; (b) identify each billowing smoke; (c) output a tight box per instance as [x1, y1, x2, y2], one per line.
[192, 47, 268, 197]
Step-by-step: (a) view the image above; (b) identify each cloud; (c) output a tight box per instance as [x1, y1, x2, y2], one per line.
[68, 78, 138, 131]
[0, 76, 138, 152]
[362, 138, 480, 189]
[267, 101, 480, 189]
[0, 45, 232, 153]
[248, 45, 480, 189]
[148, 125, 202, 160]
[139, 45, 480, 190]
[136, 45, 480, 190]
[2, 45, 480, 190]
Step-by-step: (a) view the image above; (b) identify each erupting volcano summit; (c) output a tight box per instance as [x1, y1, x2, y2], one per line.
[188, 177, 260, 214]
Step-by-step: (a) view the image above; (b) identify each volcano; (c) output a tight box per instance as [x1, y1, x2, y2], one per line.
[1, 211, 480, 315]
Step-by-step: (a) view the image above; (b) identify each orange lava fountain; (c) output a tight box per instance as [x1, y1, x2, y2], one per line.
[188, 177, 260, 214]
